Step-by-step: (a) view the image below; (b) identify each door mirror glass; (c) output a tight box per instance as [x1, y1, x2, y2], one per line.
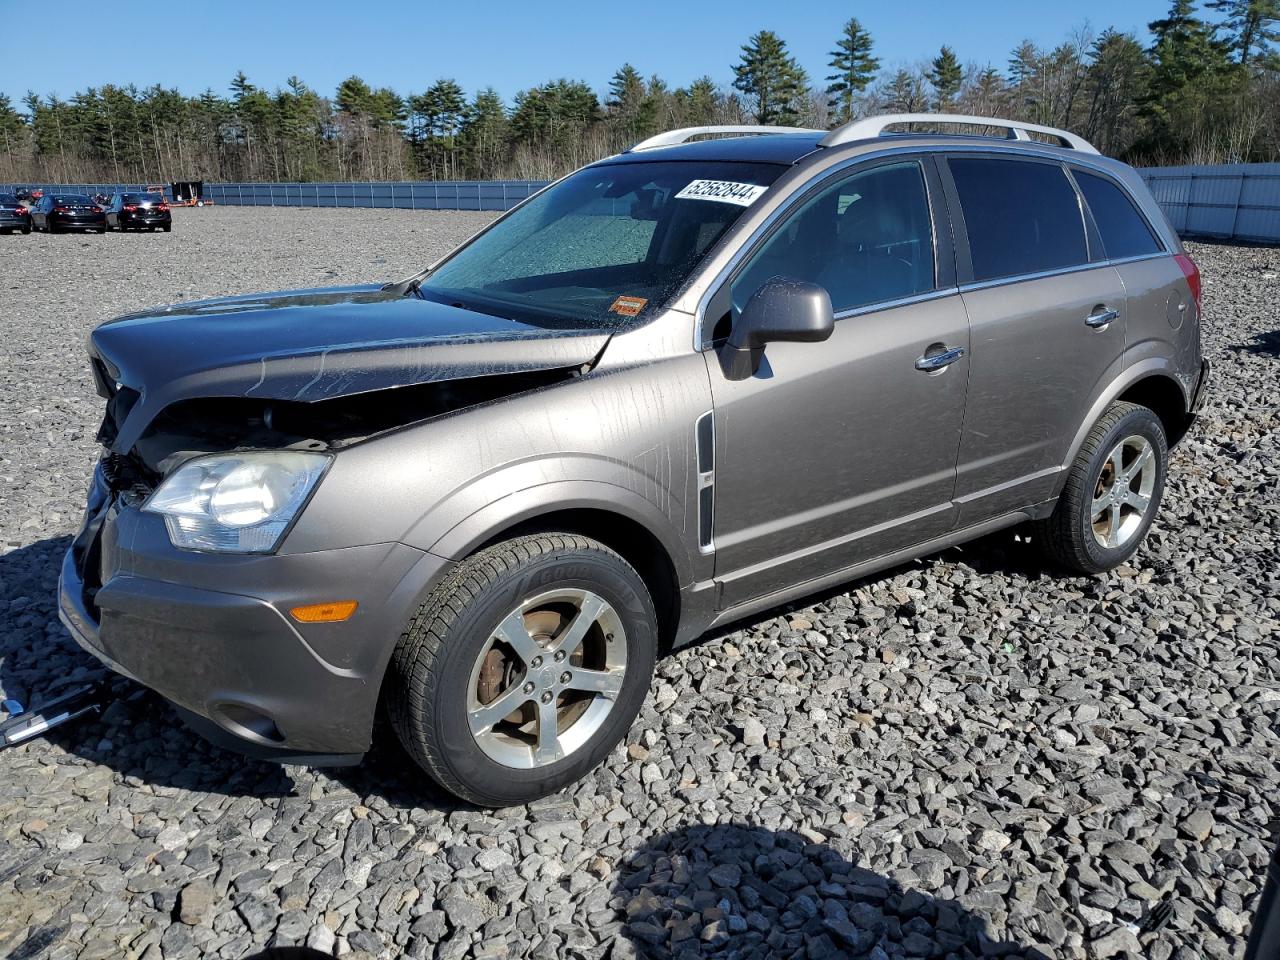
[722, 277, 834, 380]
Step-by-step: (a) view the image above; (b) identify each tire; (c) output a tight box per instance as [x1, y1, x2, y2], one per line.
[388, 533, 658, 806]
[162, 224, 172, 232]
[1035, 401, 1167, 574]
[97, 227, 106, 234]
[21, 225, 30, 235]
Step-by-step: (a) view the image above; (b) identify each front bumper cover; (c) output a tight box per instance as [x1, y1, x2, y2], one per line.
[58, 465, 452, 763]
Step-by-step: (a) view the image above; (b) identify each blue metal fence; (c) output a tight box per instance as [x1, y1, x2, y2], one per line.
[0, 180, 549, 211]
[203, 180, 548, 210]
[1139, 163, 1280, 243]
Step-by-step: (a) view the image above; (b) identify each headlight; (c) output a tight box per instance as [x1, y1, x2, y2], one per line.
[143, 451, 330, 553]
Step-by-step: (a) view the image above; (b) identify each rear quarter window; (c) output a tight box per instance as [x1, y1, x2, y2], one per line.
[1074, 170, 1163, 260]
[948, 157, 1089, 283]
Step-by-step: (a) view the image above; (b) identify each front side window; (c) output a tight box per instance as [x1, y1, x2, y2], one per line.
[419, 160, 786, 328]
[1074, 170, 1162, 260]
[948, 157, 1089, 282]
[731, 161, 936, 315]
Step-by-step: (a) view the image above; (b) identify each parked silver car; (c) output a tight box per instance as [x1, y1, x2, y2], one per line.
[60, 114, 1208, 805]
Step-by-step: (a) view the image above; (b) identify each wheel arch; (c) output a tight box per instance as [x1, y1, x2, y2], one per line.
[1057, 361, 1189, 497]
[426, 483, 695, 652]
[1116, 373, 1192, 446]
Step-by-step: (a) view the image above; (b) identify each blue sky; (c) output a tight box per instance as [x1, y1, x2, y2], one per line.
[5, 0, 1175, 104]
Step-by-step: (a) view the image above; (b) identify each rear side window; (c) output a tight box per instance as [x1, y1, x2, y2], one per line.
[948, 157, 1088, 282]
[1074, 171, 1162, 260]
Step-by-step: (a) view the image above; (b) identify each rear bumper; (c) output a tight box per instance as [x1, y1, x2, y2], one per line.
[118, 213, 171, 226]
[58, 465, 454, 762]
[50, 216, 105, 230]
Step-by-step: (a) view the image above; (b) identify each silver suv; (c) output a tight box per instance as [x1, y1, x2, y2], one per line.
[60, 114, 1208, 805]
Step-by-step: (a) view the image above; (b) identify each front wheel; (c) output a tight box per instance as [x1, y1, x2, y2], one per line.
[387, 533, 657, 807]
[1035, 401, 1167, 574]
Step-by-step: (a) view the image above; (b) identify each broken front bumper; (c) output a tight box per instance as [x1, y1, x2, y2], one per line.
[58, 464, 452, 764]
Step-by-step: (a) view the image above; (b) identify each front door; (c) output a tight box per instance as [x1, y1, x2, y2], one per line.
[703, 158, 971, 608]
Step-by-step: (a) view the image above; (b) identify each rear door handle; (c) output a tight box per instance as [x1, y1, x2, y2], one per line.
[914, 346, 966, 372]
[1085, 308, 1119, 329]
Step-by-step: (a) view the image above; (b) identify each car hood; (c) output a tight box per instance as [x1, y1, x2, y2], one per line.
[90, 284, 613, 454]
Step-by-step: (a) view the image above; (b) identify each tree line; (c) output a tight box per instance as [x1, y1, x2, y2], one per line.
[2, 0, 1277, 186]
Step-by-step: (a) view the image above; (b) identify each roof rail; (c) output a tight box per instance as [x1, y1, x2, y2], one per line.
[820, 113, 1099, 154]
[629, 125, 822, 152]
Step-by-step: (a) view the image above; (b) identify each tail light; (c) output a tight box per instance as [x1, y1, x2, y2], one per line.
[157, 204, 169, 212]
[1174, 253, 1202, 316]
[122, 204, 138, 212]
[54, 206, 72, 213]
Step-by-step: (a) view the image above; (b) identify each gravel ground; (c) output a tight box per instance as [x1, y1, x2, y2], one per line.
[1, 206, 1277, 960]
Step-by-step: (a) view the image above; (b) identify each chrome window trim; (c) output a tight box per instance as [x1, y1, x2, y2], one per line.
[688, 142, 1175, 351]
[832, 286, 959, 321]
[955, 256, 1151, 295]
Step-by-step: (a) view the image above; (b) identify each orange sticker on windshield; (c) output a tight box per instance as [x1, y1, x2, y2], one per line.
[609, 295, 648, 317]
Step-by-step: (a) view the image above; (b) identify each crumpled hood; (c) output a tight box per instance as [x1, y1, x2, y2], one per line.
[90, 284, 612, 453]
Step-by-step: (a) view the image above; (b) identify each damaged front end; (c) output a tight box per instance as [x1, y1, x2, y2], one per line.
[60, 286, 615, 760]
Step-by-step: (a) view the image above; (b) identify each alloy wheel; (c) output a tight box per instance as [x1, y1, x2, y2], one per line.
[1091, 434, 1156, 549]
[465, 588, 627, 769]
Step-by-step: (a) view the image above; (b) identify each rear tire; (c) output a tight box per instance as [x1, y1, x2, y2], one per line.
[1034, 401, 1167, 574]
[162, 224, 172, 232]
[387, 533, 658, 807]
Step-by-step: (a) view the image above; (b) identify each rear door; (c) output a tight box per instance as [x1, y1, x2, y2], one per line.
[1071, 168, 1195, 374]
[944, 154, 1128, 526]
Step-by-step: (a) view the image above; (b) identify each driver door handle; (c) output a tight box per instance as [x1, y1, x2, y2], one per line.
[915, 346, 966, 372]
[1085, 307, 1119, 328]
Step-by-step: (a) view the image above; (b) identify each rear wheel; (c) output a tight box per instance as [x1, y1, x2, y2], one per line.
[388, 533, 657, 807]
[1035, 401, 1167, 574]
[162, 224, 172, 232]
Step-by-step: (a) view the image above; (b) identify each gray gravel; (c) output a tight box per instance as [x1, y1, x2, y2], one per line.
[1, 206, 1278, 960]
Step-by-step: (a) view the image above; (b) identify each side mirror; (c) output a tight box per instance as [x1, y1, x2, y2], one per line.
[721, 277, 834, 380]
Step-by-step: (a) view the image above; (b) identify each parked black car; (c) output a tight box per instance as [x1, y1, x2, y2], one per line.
[104, 192, 172, 232]
[0, 193, 31, 234]
[31, 194, 107, 233]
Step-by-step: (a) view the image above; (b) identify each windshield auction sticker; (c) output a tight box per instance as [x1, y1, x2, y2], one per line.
[675, 179, 769, 207]
[609, 295, 649, 317]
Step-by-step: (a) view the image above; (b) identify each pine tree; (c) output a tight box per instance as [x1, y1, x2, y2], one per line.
[1083, 30, 1150, 156]
[930, 45, 964, 108]
[733, 30, 808, 125]
[883, 70, 930, 113]
[607, 64, 653, 142]
[1206, 0, 1280, 65]
[459, 87, 509, 177]
[825, 18, 880, 123]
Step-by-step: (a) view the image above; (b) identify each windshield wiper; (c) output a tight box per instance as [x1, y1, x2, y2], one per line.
[381, 267, 431, 298]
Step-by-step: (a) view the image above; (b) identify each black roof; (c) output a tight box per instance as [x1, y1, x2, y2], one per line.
[596, 132, 825, 167]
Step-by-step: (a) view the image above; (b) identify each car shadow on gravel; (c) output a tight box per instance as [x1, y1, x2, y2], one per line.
[0, 535, 294, 799]
[1232, 329, 1280, 357]
[615, 823, 1047, 959]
